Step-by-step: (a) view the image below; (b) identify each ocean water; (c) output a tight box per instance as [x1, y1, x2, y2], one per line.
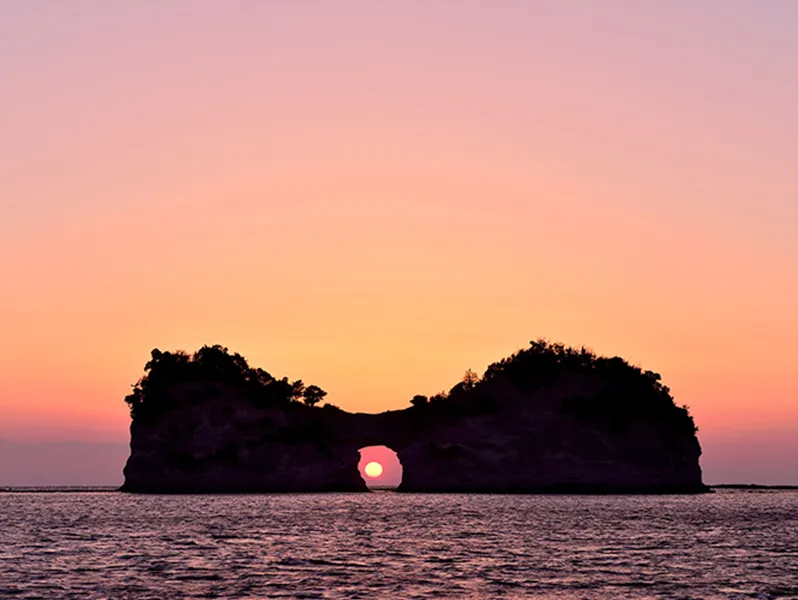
[1, 490, 796, 599]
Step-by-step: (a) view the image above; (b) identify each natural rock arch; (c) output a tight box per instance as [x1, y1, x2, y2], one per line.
[121, 342, 707, 494]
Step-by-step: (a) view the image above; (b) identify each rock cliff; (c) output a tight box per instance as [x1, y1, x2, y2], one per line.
[121, 342, 707, 493]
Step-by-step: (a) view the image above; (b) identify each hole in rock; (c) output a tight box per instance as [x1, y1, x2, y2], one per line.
[358, 446, 402, 490]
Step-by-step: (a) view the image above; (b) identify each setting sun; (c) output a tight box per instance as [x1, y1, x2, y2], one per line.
[364, 461, 383, 478]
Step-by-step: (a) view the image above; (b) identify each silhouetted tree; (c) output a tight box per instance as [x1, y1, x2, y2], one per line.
[291, 380, 305, 401]
[123, 340, 698, 440]
[123, 346, 328, 419]
[407, 338, 698, 437]
[302, 385, 327, 407]
[251, 368, 274, 386]
[410, 394, 428, 407]
[462, 369, 479, 390]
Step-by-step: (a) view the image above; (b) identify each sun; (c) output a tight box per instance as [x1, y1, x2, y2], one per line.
[364, 461, 383, 478]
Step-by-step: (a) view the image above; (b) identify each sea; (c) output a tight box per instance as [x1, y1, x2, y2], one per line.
[1, 489, 796, 599]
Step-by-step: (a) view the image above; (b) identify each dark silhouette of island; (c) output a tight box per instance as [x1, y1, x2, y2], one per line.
[121, 341, 707, 493]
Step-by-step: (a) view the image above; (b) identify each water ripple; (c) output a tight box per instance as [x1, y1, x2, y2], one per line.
[0, 491, 796, 599]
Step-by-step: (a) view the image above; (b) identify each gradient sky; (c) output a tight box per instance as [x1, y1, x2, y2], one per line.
[1, 1, 796, 484]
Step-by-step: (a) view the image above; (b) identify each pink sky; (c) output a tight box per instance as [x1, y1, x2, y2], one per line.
[359, 446, 403, 488]
[0, 2, 796, 484]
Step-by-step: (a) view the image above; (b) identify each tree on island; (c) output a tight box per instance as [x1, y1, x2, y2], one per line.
[405, 338, 697, 438]
[124, 345, 328, 420]
[302, 385, 327, 407]
[291, 379, 306, 401]
[410, 394, 428, 407]
[124, 340, 697, 442]
[462, 369, 479, 390]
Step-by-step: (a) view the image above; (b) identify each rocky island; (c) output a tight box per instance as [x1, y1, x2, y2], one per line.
[121, 341, 707, 493]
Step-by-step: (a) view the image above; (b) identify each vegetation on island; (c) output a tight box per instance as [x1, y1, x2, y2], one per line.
[124, 339, 697, 440]
[408, 339, 698, 438]
[124, 345, 327, 421]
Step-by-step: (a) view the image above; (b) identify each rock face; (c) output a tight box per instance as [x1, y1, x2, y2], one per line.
[122, 342, 707, 493]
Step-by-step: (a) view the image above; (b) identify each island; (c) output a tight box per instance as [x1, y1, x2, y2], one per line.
[121, 341, 708, 494]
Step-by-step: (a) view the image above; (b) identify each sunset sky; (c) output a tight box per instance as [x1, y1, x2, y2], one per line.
[1, 2, 796, 485]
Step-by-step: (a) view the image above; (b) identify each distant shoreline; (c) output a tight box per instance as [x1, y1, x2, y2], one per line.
[0, 486, 120, 493]
[709, 484, 798, 490]
[2, 484, 797, 493]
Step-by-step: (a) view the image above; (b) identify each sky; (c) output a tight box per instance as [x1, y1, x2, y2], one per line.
[0, 1, 796, 485]
[359, 446, 403, 488]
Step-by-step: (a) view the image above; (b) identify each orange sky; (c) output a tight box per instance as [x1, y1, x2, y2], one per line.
[1, 2, 796, 484]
